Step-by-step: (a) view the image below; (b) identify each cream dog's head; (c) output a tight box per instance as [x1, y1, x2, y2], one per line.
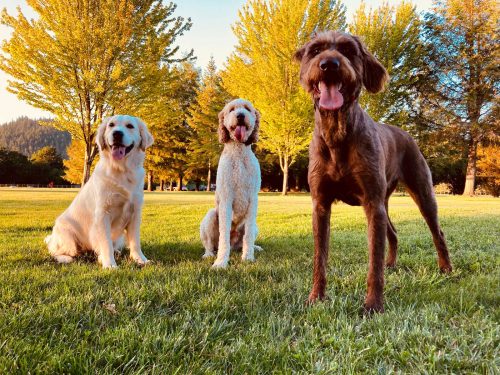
[96, 115, 153, 161]
[218, 99, 260, 145]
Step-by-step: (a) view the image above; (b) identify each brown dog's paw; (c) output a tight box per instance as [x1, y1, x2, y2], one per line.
[385, 260, 397, 269]
[305, 292, 328, 306]
[439, 264, 453, 273]
[363, 299, 384, 315]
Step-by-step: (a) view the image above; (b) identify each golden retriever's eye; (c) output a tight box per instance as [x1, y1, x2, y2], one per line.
[109, 122, 115, 128]
[244, 105, 250, 111]
[229, 108, 234, 113]
[126, 124, 134, 129]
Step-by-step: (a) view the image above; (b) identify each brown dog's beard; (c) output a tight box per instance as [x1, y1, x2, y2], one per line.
[315, 108, 348, 146]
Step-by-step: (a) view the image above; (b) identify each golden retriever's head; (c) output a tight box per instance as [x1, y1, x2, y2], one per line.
[96, 115, 153, 161]
[218, 99, 260, 145]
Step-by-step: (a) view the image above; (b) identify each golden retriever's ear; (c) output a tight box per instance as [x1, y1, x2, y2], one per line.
[293, 45, 306, 62]
[138, 118, 154, 151]
[218, 109, 230, 143]
[96, 117, 109, 151]
[353, 35, 389, 93]
[245, 109, 260, 145]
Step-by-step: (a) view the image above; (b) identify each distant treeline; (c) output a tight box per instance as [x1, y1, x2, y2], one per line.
[0, 117, 71, 158]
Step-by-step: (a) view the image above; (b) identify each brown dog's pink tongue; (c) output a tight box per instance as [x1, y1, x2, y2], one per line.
[235, 125, 246, 142]
[111, 146, 126, 160]
[319, 81, 344, 111]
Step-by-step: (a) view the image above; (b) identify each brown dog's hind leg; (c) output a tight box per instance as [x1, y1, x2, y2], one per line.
[402, 144, 452, 273]
[385, 200, 398, 268]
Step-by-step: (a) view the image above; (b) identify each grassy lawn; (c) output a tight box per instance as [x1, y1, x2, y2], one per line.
[0, 189, 498, 374]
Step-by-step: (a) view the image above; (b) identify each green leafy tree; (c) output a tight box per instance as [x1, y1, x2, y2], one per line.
[421, 0, 499, 195]
[1, 0, 192, 184]
[0, 148, 32, 184]
[223, 0, 346, 195]
[188, 57, 231, 190]
[30, 146, 65, 184]
[350, 1, 424, 126]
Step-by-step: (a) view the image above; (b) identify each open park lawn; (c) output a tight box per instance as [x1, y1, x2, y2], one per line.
[0, 189, 498, 373]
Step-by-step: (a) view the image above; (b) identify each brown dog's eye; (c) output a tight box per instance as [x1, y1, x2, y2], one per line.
[310, 47, 321, 56]
[126, 124, 134, 129]
[109, 122, 115, 128]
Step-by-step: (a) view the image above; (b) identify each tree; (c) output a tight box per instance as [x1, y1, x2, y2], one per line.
[188, 57, 231, 191]
[146, 61, 199, 191]
[350, 1, 424, 125]
[63, 139, 97, 184]
[476, 134, 500, 197]
[0, 148, 32, 184]
[223, 0, 346, 195]
[1, 0, 192, 184]
[422, 0, 499, 195]
[30, 146, 65, 184]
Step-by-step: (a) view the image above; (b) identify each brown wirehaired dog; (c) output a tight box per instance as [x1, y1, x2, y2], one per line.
[294, 31, 452, 313]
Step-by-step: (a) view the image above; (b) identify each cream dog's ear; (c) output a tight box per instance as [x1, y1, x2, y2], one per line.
[218, 109, 230, 143]
[138, 118, 154, 151]
[96, 117, 109, 151]
[245, 109, 260, 145]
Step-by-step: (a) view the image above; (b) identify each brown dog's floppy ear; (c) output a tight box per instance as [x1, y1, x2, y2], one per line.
[293, 46, 306, 62]
[353, 36, 389, 93]
[138, 118, 154, 151]
[245, 109, 260, 145]
[218, 109, 230, 143]
[96, 117, 109, 151]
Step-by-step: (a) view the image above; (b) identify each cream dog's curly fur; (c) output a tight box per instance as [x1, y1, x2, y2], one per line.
[45, 115, 153, 268]
[200, 99, 262, 268]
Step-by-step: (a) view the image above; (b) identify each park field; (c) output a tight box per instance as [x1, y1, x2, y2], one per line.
[0, 189, 498, 373]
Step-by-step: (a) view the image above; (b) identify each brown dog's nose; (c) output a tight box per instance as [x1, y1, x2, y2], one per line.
[320, 58, 340, 71]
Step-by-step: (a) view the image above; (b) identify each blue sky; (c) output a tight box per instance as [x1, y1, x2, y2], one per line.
[0, 0, 433, 123]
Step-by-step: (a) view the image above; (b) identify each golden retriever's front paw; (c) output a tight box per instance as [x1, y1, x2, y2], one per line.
[241, 253, 255, 262]
[211, 259, 228, 269]
[102, 262, 118, 269]
[202, 251, 215, 258]
[131, 255, 149, 266]
[254, 245, 263, 252]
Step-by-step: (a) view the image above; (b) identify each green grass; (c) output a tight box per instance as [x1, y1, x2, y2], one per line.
[0, 189, 499, 374]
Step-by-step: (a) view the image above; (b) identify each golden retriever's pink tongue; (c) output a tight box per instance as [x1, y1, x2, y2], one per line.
[111, 146, 126, 160]
[319, 81, 343, 111]
[235, 125, 246, 142]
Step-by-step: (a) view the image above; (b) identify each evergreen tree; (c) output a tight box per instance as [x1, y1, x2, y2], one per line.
[188, 57, 231, 190]
[1, 0, 192, 184]
[223, 0, 346, 195]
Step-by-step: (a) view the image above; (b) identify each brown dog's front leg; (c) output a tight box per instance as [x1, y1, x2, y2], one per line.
[308, 198, 332, 304]
[363, 202, 387, 313]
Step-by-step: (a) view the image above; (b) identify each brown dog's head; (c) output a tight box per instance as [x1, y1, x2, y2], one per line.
[218, 99, 260, 145]
[294, 31, 388, 111]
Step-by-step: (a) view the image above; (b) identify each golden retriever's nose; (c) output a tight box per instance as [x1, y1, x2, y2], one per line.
[112, 130, 123, 143]
[237, 113, 245, 121]
[320, 58, 340, 71]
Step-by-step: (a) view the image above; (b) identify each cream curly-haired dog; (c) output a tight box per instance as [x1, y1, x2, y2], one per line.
[45, 115, 153, 268]
[200, 99, 262, 268]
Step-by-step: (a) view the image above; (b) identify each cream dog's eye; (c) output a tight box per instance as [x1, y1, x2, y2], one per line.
[126, 124, 134, 129]
[244, 105, 250, 111]
[109, 122, 115, 128]
[229, 108, 234, 112]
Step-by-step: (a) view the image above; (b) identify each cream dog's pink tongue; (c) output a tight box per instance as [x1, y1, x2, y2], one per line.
[319, 81, 343, 111]
[235, 125, 246, 142]
[112, 146, 126, 160]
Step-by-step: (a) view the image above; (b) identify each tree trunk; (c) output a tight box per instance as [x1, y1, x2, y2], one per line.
[195, 180, 200, 191]
[463, 137, 478, 196]
[206, 162, 211, 191]
[81, 145, 97, 186]
[176, 175, 183, 191]
[147, 170, 153, 192]
[169, 179, 173, 191]
[281, 162, 289, 196]
[160, 179, 164, 191]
